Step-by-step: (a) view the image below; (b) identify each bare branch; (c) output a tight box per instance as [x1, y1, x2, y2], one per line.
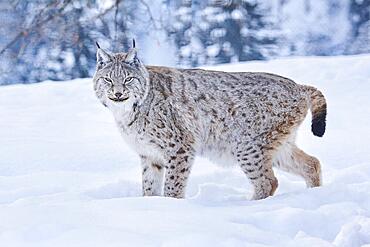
[139, 0, 161, 30]
[113, 0, 120, 50]
[0, 0, 72, 56]
[0, 32, 24, 56]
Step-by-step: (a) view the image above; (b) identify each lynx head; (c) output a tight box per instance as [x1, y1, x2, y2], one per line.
[93, 40, 149, 108]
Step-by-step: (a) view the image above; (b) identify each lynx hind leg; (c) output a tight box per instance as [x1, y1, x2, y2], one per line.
[141, 156, 164, 196]
[273, 142, 322, 187]
[236, 146, 278, 200]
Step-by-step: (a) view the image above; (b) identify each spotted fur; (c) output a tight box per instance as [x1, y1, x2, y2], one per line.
[93, 45, 327, 200]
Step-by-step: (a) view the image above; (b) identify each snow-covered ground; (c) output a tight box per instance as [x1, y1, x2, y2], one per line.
[1, 55, 370, 247]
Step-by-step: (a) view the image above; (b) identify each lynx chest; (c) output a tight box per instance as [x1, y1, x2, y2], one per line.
[113, 112, 166, 162]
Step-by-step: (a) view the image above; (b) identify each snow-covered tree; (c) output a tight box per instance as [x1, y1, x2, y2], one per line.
[276, 0, 351, 56]
[1, 0, 370, 84]
[164, 0, 192, 66]
[194, 0, 282, 65]
[347, 0, 370, 54]
[166, 0, 283, 66]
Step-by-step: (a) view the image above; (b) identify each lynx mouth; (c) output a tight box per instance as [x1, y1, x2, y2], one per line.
[109, 96, 129, 102]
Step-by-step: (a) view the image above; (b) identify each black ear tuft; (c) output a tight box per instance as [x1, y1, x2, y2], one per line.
[132, 39, 136, 48]
[95, 41, 101, 49]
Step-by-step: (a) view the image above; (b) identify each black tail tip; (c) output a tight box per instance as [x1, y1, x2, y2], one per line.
[312, 111, 326, 137]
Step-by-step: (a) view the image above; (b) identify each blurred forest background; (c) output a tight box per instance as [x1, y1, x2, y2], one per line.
[0, 0, 369, 85]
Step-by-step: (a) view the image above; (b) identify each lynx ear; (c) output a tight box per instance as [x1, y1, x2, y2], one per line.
[125, 48, 137, 63]
[96, 42, 112, 67]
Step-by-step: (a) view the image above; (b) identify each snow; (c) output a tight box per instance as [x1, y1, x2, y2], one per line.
[1, 55, 370, 246]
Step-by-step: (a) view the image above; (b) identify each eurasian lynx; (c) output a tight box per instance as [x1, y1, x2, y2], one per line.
[93, 42, 327, 200]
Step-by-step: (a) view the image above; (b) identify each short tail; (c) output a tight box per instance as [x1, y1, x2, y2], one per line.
[305, 86, 327, 137]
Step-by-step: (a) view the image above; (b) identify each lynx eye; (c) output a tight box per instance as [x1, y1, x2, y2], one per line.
[104, 77, 113, 84]
[125, 77, 134, 84]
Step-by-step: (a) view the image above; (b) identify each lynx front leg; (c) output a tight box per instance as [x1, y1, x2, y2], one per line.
[163, 147, 194, 199]
[236, 147, 278, 200]
[140, 155, 164, 196]
[246, 164, 278, 200]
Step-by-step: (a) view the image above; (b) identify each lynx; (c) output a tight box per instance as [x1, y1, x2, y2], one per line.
[93, 41, 327, 200]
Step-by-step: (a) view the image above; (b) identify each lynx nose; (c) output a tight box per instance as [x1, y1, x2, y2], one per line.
[115, 92, 123, 98]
